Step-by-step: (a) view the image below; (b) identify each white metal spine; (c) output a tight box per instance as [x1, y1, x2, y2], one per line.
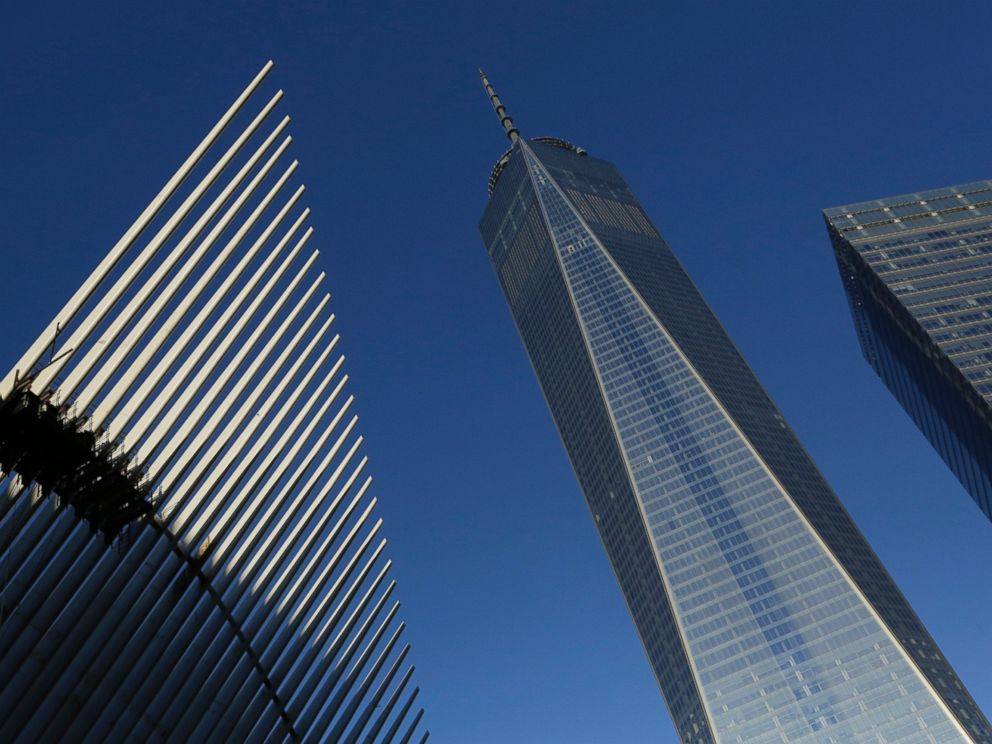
[0, 64, 427, 743]
[73, 132, 298, 415]
[0, 61, 275, 400]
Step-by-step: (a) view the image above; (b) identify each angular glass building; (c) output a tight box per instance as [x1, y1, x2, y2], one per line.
[477, 73, 990, 743]
[826, 183, 992, 523]
[0, 63, 428, 743]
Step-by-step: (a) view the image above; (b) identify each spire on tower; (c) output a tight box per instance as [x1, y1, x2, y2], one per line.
[479, 69, 520, 143]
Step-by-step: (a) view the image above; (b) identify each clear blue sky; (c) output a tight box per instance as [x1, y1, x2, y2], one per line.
[2, 2, 990, 742]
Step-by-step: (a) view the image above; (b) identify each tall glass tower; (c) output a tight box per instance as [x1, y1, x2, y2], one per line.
[826, 182, 992, 523]
[477, 74, 990, 744]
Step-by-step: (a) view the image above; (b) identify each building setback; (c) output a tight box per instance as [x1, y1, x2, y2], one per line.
[0, 63, 428, 743]
[826, 182, 992, 523]
[477, 73, 990, 743]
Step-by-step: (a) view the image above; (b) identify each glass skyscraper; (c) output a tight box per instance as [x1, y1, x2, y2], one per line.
[826, 182, 992, 523]
[477, 73, 990, 743]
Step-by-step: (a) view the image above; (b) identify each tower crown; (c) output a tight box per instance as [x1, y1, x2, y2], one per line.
[487, 136, 587, 196]
[478, 71, 588, 195]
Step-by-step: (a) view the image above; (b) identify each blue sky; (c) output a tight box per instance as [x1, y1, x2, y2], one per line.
[2, 2, 991, 741]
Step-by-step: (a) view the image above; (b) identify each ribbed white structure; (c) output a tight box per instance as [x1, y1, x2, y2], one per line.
[0, 62, 429, 744]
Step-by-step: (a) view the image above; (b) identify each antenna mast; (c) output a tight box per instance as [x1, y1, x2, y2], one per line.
[479, 69, 520, 143]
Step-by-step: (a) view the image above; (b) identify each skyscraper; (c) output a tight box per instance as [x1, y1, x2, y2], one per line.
[826, 182, 992, 524]
[0, 63, 428, 743]
[477, 73, 990, 743]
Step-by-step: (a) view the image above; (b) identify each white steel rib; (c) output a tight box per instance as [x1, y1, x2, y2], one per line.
[0, 62, 428, 743]
[0, 62, 275, 401]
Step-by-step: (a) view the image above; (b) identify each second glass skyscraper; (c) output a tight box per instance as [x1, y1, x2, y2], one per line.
[478, 74, 989, 744]
[826, 183, 992, 523]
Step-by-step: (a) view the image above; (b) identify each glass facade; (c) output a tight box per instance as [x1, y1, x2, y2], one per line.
[481, 138, 991, 743]
[826, 182, 992, 522]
